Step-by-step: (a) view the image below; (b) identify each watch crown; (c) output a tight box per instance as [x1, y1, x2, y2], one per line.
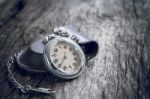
[60, 31, 69, 37]
[53, 27, 69, 37]
[53, 28, 61, 35]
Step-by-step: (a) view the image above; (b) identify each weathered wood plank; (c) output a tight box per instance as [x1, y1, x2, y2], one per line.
[0, 0, 150, 99]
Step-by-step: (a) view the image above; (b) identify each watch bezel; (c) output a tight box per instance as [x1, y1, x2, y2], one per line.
[43, 37, 86, 79]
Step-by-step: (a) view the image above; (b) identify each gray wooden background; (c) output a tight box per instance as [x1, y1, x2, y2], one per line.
[0, 0, 150, 99]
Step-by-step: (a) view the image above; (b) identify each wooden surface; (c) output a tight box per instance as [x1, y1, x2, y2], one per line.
[0, 0, 150, 99]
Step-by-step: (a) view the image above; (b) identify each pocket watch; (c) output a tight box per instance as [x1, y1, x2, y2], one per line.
[42, 27, 87, 79]
[7, 26, 98, 95]
[43, 37, 86, 79]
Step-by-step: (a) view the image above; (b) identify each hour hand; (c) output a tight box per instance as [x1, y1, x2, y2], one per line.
[58, 52, 66, 67]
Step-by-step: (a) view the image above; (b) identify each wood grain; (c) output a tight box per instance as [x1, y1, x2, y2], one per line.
[0, 0, 150, 99]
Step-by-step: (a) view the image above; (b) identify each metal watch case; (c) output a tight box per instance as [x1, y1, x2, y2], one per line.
[43, 37, 86, 79]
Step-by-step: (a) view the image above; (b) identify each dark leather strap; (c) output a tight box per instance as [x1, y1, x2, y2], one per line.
[16, 27, 99, 73]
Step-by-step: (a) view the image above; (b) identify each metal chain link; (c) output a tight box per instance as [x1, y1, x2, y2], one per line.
[7, 53, 56, 94]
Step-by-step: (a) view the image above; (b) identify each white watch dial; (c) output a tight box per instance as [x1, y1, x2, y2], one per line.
[50, 42, 80, 74]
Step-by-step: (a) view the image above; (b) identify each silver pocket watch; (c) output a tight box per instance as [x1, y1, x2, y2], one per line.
[43, 37, 86, 79]
[7, 26, 98, 94]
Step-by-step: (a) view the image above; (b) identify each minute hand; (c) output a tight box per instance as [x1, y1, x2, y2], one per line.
[59, 52, 67, 66]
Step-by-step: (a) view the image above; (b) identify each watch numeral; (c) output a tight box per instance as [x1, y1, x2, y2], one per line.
[63, 66, 67, 70]
[73, 52, 76, 55]
[64, 46, 67, 49]
[74, 57, 77, 61]
[69, 48, 72, 51]
[54, 59, 58, 63]
[58, 64, 61, 68]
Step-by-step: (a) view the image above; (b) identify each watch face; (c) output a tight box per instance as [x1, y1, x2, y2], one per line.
[51, 42, 81, 74]
[43, 37, 85, 79]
